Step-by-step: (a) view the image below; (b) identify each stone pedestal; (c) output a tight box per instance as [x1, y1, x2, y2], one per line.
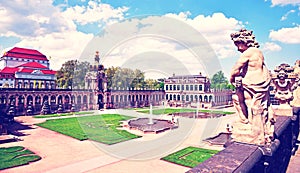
[231, 121, 265, 146]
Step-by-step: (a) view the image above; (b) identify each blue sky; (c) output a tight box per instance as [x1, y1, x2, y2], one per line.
[0, 0, 299, 78]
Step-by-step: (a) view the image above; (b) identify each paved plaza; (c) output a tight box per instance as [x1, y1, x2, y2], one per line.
[1, 108, 300, 173]
[0, 108, 231, 173]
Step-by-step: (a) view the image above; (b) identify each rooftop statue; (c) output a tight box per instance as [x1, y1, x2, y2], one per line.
[290, 60, 300, 112]
[230, 28, 274, 145]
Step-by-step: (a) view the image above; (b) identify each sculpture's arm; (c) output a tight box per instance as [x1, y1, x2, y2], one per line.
[230, 54, 249, 84]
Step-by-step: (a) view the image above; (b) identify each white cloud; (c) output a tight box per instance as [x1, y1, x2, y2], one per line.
[0, 0, 129, 70]
[280, 9, 295, 21]
[80, 14, 243, 79]
[262, 42, 282, 52]
[0, 1, 75, 37]
[269, 26, 300, 43]
[271, 0, 300, 6]
[166, 12, 243, 59]
[62, 1, 129, 25]
[16, 31, 93, 70]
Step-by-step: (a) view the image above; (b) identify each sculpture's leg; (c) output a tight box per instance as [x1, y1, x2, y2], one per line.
[252, 92, 274, 144]
[232, 90, 249, 123]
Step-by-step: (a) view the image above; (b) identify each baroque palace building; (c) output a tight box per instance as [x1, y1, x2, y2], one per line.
[164, 73, 232, 108]
[0, 48, 232, 117]
[0, 47, 56, 89]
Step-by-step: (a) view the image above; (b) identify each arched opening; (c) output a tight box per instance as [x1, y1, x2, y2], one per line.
[64, 95, 70, 110]
[77, 95, 82, 104]
[0, 95, 7, 104]
[58, 95, 63, 104]
[204, 95, 208, 102]
[42, 95, 49, 104]
[27, 95, 33, 105]
[35, 96, 41, 105]
[50, 95, 56, 105]
[17, 95, 25, 114]
[83, 95, 88, 110]
[209, 95, 213, 102]
[98, 94, 104, 109]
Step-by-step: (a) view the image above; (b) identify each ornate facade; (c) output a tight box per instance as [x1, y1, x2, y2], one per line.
[0, 47, 56, 89]
[0, 49, 233, 117]
[164, 73, 232, 108]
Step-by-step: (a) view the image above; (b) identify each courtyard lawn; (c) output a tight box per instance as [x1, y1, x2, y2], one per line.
[0, 146, 41, 170]
[161, 146, 219, 168]
[34, 111, 94, 118]
[137, 108, 235, 115]
[36, 114, 141, 145]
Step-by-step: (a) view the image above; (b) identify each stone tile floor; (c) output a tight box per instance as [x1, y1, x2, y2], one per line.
[0, 108, 251, 173]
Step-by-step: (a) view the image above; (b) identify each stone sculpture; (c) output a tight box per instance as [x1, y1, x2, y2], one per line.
[272, 63, 298, 115]
[290, 60, 300, 109]
[230, 28, 274, 145]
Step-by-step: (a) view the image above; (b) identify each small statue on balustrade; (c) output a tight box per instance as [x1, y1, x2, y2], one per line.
[230, 28, 274, 145]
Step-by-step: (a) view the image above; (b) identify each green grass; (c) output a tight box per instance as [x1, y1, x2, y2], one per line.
[137, 108, 235, 115]
[0, 146, 41, 170]
[34, 111, 94, 118]
[36, 114, 141, 145]
[161, 146, 219, 168]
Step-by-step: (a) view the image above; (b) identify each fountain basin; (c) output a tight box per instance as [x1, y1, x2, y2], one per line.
[126, 118, 177, 134]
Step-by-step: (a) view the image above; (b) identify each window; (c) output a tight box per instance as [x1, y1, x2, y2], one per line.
[170, 85, 172, 90]
[111, 95, 115, 103]
[186, 85, 189, 91]
[181, 85, 184, 90]
[18, 82, 22, 88]
[190, 85, 193, 91]
[195, 85, 198, 91]
[199, 85, 203, 91]
[166, 85, 169, 90]
[173, 85, 176, 90]
[177, 85, 180, 90]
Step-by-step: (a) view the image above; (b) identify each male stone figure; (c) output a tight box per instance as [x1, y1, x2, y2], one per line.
[230, 28, 273, 145]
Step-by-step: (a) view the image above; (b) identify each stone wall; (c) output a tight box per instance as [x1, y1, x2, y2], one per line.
[187, 108, 300, 173]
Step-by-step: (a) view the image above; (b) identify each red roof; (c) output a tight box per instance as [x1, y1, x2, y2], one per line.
[18, 68, 34, 73]
[41, 70, 56, 75]
[0, 67, 56, 75]
[0, 67, 18, 74]
[18, 62, 48, 69]
[2, 47, 48, 61]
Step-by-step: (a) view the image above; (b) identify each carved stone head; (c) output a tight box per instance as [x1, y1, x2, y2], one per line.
[230, 28, 260, 48]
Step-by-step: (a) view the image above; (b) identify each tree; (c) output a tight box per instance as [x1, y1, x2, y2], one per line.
[74, 61, 90, 89]
[210, 71, 230, 90]
[105, 67, 162, 90]
[40, 100, 51, 115]
[56, 60, 90, 89]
